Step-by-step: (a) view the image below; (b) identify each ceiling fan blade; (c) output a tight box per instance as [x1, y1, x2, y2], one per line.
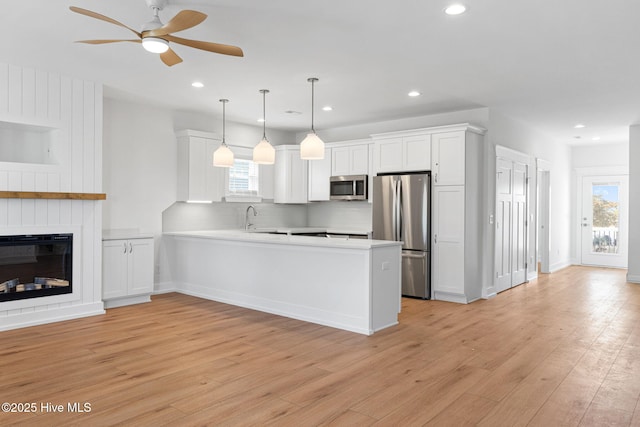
[160, 48, 183, 66]
[69, 6, 141, 38]
[146, 10, 207, 37]
[75, 39, 141, 45]
[164, 35, 244, 57]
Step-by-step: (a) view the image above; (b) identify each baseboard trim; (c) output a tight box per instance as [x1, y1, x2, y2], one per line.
[0, 302, 105, 332]
[627, 274, 640, 284]
[154, 281, 178, 294]
[549, 260, 572, 273]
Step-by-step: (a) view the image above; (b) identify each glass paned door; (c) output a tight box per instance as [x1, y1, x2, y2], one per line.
[591, 184, 619, 254]
[581, 175, 628, 268]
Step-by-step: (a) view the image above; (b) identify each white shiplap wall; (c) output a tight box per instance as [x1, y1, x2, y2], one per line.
[0, 63, 105, 330]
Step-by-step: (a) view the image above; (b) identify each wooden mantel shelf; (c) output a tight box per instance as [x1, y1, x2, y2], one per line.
[0, 191, 106, 200]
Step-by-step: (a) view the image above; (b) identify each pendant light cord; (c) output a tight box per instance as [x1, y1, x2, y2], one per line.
[220, 99, 228, 146]
[308, 77, 318, 134]
[262, 90, 267, 140]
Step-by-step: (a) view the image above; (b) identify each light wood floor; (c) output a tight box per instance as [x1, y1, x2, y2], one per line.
[1, 266, 640, 426]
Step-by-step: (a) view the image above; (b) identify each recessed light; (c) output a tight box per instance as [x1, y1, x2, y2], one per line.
[191, 81, 204, 88]
[322, 106, 333, 111]
[574, 124, 585, 129]
[408, 91, 421, 97]
[444, 4, 466, 15]
[592, 136, 601, 141]
[257, 118, 265, 123]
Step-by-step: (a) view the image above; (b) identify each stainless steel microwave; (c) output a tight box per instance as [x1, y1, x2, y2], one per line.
[330, 175, 368, 201]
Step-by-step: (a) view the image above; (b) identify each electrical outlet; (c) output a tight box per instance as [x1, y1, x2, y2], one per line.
[381, 261, 390, 271]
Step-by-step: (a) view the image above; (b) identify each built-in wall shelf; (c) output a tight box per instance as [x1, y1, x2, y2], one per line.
[0, 191, 106, 200]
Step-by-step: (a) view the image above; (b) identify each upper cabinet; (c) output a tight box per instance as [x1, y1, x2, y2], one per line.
[432, 131, 465, 186]
[331, 143, 369, 176]
[274, 145, 308, 204]
[176, 130, 224, 202]
[372, 133, 431, 173]
[308, 147, 331, 201]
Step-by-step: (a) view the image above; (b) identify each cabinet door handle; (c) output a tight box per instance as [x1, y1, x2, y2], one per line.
[123, 243, 127, 253]
[435, 172, 438, 183]
[434, 234, 438, 244]
[129, 243, 133, 253]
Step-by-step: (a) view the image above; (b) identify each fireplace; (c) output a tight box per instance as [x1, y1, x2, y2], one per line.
[0, 234, 73, 302]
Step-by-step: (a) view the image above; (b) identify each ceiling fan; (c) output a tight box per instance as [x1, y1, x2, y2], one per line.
[69, 0, 244, 66]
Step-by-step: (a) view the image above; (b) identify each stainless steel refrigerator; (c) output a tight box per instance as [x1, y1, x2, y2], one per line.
[372, 173, 431, 299]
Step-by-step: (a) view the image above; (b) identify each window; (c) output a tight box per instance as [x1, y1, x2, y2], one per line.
[228, 158, 260, 196]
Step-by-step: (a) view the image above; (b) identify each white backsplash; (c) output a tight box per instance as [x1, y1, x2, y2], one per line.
[162, 202, 308, 232]
[162, 201, 372, 232]
[307, 201, 372, 230]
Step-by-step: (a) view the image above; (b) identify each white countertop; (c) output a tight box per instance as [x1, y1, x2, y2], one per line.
[244, 226, 371, 236]
[103, 229, 154, 241]
[164, 229, 399, 249]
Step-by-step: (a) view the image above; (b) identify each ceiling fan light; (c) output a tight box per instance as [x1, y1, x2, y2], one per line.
[253, 138, 275, 164]
[213, 144, 234, 167]
[300, 132, 325, 160]
[142, 37, 169, 53]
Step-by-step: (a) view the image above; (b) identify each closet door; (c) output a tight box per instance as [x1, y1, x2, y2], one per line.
[495, 157, 528, 293]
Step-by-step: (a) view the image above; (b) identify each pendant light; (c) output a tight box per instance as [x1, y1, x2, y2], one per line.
[300, 77, 325, 160]
[253, 89, 275, 164]
[213, 99, 234, 167]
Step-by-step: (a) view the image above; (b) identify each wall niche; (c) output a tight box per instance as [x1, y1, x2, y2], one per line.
[0, 121, 58, 165]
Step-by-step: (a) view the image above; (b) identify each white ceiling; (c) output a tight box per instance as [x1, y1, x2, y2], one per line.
[2, 0, 639, 144]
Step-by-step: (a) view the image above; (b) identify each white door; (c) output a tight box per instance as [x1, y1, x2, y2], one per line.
[580, 175, 628, 268]
[128, 239, 154, 295]
[511, 162, 528, 285]
[495, 157, 528, 293]
[495, 158, 513, 293]
[102, 240, 128, 299]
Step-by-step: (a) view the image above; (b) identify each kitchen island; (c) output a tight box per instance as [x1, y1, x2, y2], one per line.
[162, 230, 402, 335]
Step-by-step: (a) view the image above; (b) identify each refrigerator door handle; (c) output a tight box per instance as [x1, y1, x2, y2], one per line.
[391, 179, 397, 241]
[395, 179, 402, 241]
[397, 179, 403, 242]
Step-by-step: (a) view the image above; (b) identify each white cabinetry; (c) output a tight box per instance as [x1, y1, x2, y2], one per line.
[331, 144, 369, 176]
[176, 130, 224, 202]
[274, 145, 308, 204]
[308, 147, 331, 201]
[102, 236, 154, 308]
[429, 124, 485, 304]
[372, 133, 431, 173]
[432, 186, 465, 298]
[432, 131, 465, 186]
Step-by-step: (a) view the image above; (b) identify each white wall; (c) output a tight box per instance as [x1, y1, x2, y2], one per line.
[298, 108, 490, 142]
[628, 126, 640, 283]
[569, 142, 629, 264]
[103, 98, 177, 235]
[173, 109, 296, 148]
[0, 63, 104, 330]
[102, 98, 300, 286]
[485, 110, 573, 291]
[571, 143, 629, 169]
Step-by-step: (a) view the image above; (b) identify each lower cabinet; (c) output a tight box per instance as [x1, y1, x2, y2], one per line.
[102, 237, 154, 308]
[432, 186, 466, 301]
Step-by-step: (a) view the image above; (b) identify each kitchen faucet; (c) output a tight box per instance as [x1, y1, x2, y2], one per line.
[245, 205, 257, 230]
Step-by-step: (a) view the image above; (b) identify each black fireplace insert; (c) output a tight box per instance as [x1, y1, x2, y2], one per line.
[0, 234, 73, 302]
